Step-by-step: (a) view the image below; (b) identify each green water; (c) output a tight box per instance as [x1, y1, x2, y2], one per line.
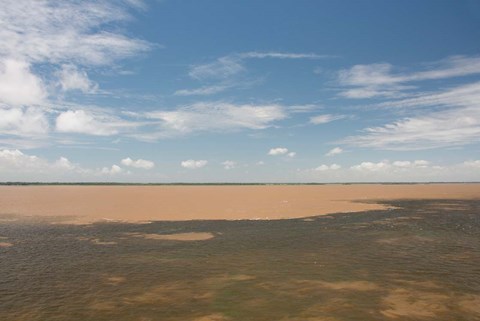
[1, 199, 479, 321]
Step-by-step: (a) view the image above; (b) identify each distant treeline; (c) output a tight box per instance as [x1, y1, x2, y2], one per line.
[0, 182, 477, 186]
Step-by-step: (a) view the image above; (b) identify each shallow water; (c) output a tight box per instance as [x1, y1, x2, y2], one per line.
[1, 199, 479, 321]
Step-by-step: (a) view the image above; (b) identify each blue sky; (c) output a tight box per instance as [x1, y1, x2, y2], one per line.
[1, 0, 480, 182]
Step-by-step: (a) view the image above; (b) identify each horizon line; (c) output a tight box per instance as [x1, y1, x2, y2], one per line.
[1, 181, 480, 186]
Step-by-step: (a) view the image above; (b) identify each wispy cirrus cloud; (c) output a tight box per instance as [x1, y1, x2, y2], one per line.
[310, 114, 346, 125]
[189, 51, 328, 80]
[338, 55, 480, 99]
[238, 52, 329, 60]
[342, 82, 480, 150]
[137, 102, 287, 139]
[174, 84, 231, 96]
[0, 0, 151, 66]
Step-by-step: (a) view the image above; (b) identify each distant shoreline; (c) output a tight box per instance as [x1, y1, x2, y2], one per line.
[1, 182, 479, 186]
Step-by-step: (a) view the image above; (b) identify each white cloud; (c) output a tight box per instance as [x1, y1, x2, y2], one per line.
[350, 161, 390, 171]
[181, 159, 208, 169]
[338, 55, 480, 99]
[392, 160, 411, 168]
[0, 149, 45, 170]
[463, 160, 480, 168]
[54, 157, 76, 170]
[239, 52, 327, 60]
[0, 107, 49, 137]
[326, 147, 343, 157]
[343, 82, 480, 150]
[222, 160, 236, 170]
[0, 0, 151, 146]
[174, 85, 229, 96]
[377, 81, 480, 109]
[0, 149, 145, 180]
[189, 52, 327, 80]
[413, 160, 430, 168]
[143, 102, 287, 138]
[0, 149, 75, 172]
[189, 57, 244, 80]
[268, 147, 289, 156]
[351, 160, 430, 171]
[344, 107, 480, 150]
[0, 59, 46, 106]
[287, 152, 296, 158]
[299, 158, 480, 183]
[56, 110, 135, 136]
[101, 164, 123, 175]
[288, 104, 321, 113]
[121, 157, 154, 169]
[315, 164, 341, 171]
[57, 64, 97, 93]
[310, 114, 345, 125]
[0, 0, 150, 66]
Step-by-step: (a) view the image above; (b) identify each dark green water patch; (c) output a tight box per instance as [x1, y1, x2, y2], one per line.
[0, 199, 479, 321]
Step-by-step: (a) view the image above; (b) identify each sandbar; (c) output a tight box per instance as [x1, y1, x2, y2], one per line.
[0, 184, 479, 223]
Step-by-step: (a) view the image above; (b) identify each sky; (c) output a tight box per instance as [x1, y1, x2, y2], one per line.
[1, 0, 480, 183]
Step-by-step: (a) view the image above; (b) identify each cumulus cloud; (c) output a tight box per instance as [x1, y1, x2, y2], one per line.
[315, 164, 341, 171]
[0, 149, 75, 173]
[222, 160, 236, 170]
[0, 149, 141, 180]
[0, 107, 49, 137]
[0, 0, 151, 144]
[463, 160, 480, 168]
[300, 159, 480, 183]
[54, 156, 76, 170]
[121, 157, 154, 169]
[101, 164, 123, 175]
[350, 160, 430, 171]
[310, 114, 345, 125]
[57, 64, 98, 93]
[326, 147, 343, 157]
[0, 59, 46, 106]
[55, 110, 135, 136]
[268, 147, 289, 156]
[181, 159, 208, 169]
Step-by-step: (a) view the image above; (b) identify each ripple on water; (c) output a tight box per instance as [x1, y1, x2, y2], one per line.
[0, 199, 479, 321]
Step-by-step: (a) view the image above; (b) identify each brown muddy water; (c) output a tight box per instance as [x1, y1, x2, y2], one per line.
[0, 199, 479, 321]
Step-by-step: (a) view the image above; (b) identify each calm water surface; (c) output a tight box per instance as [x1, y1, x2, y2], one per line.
[0, 199, 479, 321]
